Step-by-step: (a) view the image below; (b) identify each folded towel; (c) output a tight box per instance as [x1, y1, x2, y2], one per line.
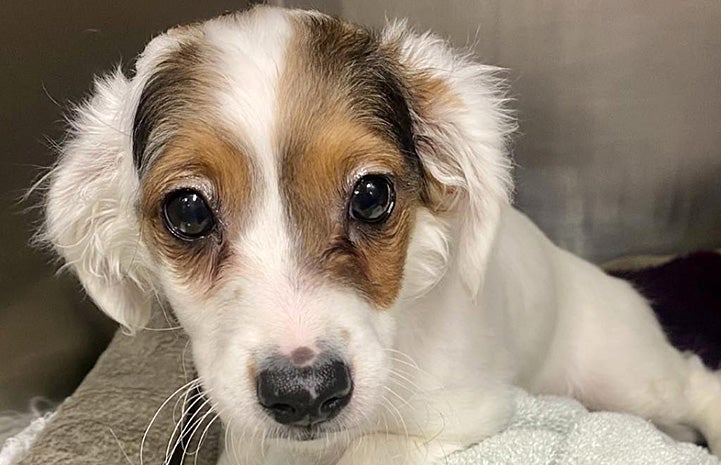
[445, 390, 719, 465]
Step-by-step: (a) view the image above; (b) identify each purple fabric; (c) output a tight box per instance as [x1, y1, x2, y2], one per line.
[609, 251, 721, 370]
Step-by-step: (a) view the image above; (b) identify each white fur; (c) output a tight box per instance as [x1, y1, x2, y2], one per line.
[385, 20, 516, 298]
[42, 69, 154, 332]
[42, 6, 721, 465]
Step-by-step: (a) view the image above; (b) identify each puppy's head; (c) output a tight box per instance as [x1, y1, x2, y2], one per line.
[43, 6, 513, 441]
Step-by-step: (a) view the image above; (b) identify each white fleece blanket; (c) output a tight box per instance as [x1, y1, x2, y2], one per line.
[443, 390, 718, 465]
[0, 412, 55, 465]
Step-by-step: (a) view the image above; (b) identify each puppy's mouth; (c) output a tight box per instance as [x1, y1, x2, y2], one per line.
[286, 426, 326, 441]
[267, 424, 343, 442]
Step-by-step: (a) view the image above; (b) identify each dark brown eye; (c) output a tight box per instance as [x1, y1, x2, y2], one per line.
[349, 175, 395, 223]
[162, 189, 215, 240]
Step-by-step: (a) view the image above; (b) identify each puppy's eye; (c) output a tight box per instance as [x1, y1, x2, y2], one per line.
[349, 175, 395, 223]
[162, 189, 215, 240]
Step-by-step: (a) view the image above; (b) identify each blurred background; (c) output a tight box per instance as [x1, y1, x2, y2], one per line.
[1, 0, 719, 412]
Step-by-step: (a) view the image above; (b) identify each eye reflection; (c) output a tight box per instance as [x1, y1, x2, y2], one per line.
[162, 189, 215, 240]
[348, 175, 395, 223]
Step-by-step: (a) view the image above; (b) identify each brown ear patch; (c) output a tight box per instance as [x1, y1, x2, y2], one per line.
[396, 68, 463, 214]
[140, 125, 254, 295]
[276, 15, 428, 309]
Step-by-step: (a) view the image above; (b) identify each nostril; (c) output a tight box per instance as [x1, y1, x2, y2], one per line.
[320, 396, 344, 414]
[316, 361, 353, 419]
[267, 403, 296, 416]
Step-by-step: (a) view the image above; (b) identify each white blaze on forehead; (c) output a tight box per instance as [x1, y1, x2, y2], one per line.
[203, 8, 296, 276]
[203, 8, 292, 149]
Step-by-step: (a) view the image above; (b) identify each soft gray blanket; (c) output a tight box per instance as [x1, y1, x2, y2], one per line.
[444, 390, 718, 465]
[14, 328, 220, 465]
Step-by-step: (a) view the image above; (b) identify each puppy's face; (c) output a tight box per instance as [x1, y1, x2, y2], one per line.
[135, 10, 430, 440]
[44, 6, 513, 443]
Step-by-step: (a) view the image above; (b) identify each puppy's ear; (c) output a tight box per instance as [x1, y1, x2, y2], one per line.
[385, 23, 515, 297]
[43, 70, 154, 333]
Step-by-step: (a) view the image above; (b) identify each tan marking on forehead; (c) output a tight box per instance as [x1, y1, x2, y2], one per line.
[282, 119, 408, 221]
[276, 14, 424, 309]
[140, 125, 254, 294]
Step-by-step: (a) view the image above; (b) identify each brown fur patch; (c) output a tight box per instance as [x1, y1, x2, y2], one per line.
[140, 125, 254, 293]
[133, 36, 210, 172]
[401, 71, 462, 213]
[277, 15, 425, 309]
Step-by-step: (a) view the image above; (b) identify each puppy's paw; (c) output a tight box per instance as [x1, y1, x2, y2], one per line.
[705, 433, 721, 459]
[336, 433, 462, 465]
[389, 384, 514, 444]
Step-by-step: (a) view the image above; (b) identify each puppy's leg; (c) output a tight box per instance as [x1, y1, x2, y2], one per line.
[685, 355, 721, 455]
[336, 434, 463, 465]
[217, 437, 265, 465]
[336, 384, 513, 465]
[217, 432, 458, 465]
[576, 349, 721, 455]
[218, 438, 346, 465]
[539, 277, 721, 455]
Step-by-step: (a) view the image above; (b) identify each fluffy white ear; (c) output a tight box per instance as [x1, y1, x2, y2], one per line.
[385, 22, 515, 297]
[42, 70, 154, 333]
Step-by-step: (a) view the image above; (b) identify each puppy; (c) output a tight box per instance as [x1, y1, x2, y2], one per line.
[42, 6, 721, 465]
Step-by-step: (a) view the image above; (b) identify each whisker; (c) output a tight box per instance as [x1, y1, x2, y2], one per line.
[388, 369, 424, 395]
[141, 378, 200, 465]
[192, 411, 222, 465]
[222, 419, 232, 464]
[172, 384, 203, 425]
[180, 339, 194, 383]
[180, 404, 215, 457]
[381, 396, 407, 440]
[164, 387, 209, 462]
[384, 348, 421, 367]
[106, 425, 134, 465]
[177, 396, 215, 457]
[382, 385, 413, 410]
[386, 350, 438, 381]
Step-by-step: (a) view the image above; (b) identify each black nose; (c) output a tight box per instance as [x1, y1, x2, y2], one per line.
[256, 356, 353, 426]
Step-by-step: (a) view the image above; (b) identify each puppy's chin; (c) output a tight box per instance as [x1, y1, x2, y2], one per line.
[222, 414, 364, 447]
[282, 427, 325, 442]
[269, 424, 356, 442]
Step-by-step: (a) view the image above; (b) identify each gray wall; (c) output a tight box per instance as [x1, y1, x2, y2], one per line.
[2, 0, 719, 409]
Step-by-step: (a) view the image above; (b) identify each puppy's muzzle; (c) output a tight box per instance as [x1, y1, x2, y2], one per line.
[256, 351, 353, 427]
